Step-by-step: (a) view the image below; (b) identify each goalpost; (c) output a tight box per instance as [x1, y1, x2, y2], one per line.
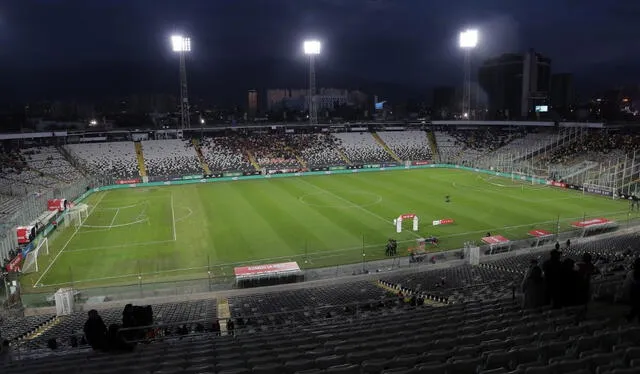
[64, 203, 89, 228]
[22, 237, 49, 274]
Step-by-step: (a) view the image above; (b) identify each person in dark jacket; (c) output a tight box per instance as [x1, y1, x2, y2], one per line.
[543, 249, 563, 307]
[624, 258, 640, 322]
[522, 265, 546, 309]
[576, 252, 595, 306]
[560, 258, 579, 307]
[83, 309, 108, 351]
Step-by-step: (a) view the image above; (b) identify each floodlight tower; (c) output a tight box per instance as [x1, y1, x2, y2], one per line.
[303, 40, 321, 125]
[171, 35, 192, 129]
[459, 29, 478, 120]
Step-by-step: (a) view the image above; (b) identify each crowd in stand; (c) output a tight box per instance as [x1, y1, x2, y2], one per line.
[199, 136, 253, 172]
[543, 132, 640, 165]
[141, 140, 201, 177]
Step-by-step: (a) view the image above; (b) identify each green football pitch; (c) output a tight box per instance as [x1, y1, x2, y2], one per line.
[23, 168, 631, 290]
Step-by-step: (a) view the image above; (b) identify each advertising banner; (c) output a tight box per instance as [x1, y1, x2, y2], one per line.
[6, 253, 23, 272]
[116, 179, 141, 185]
[182, 175, 204, 180]
[47, 199, 67, 212]
[382, 162, 399, 167]
[546, 180, 567, 188]
[584, 186, 613, 197]
[329, 166, 346, 171]
[234, 262, 301, 279]
[223, 172, 243, 177]
[364, 164, 380, 169]
[412, 161, 431, 166]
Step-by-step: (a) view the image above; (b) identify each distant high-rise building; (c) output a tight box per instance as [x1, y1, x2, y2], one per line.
[432, 86, 456, 119]
[248, 90, 258, 117]
[550, 73, 574, 110]
[478, 49, 551, 119]
[266, 88, 353, 112]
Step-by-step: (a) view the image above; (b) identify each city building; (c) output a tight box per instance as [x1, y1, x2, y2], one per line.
[247, 90, 258, 117]
[266, 88, 354, 112]
[478, 49, 551, 119]
[550, 73, 575, 110]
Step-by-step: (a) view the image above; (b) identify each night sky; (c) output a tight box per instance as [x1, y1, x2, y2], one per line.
[1, 0, 639, 103]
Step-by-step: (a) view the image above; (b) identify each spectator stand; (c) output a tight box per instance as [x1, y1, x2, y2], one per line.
[572, 217, 618, 237]
[528, 228, 554, 247]
[481, 234, 511, 254]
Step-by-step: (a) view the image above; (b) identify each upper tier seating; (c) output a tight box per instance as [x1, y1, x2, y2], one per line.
[142, 140, 201, 177]
[377, 131, 432, 161]
[65, 142, 138, 179]
[333, 132, 392, 163]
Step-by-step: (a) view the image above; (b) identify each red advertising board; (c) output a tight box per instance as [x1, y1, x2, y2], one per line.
[47, 198, 67, 212]
[16, 226, 35, 245]
[234, 262, 301, 278]
[571, 218, 611, 228]
[432, 218, 454, 226]
[546, 180, 567, 188]
[6, 253, 23, 272]
[116, 179, 141, 185]
[528, 229, 552, 237]
[481, 235, 510, 245]
[412, 161, 431, 166]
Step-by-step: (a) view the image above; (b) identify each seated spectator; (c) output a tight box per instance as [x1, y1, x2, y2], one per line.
[84, 309, 108, 351]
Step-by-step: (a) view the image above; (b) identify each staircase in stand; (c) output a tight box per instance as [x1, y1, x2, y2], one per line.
[191, 139, 212, 175]
[337, 147, 352, 165]
[217, 298, 231, 336]
[285, 146, 308, 170]
[371, 132, 401, 162]
[246, 151, 261, 171]
[427, 130, 440, 162]
[134, 141, 148, 178]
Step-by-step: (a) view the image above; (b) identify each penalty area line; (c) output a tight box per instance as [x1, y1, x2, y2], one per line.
[34, 191, 108, 287]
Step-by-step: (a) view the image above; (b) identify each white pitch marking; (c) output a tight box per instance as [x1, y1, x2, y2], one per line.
[34, 191, 108, 287]
[108, 208, 120, 230]
[170, 192, 177, 241]
[297, 178, 422, 238]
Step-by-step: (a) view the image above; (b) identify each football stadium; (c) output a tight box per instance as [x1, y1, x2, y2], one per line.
[2, 9, 640, 373]
[2, 123, 640, 374]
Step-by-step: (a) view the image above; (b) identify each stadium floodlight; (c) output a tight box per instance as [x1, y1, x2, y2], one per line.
[459, 29, 478, 49]
[303, 40, 321, 125]
[459, 29, 478, 120]
[171, 35, 192, 52]
[171, 34, 192, 129]
[303, 40, 321, 55]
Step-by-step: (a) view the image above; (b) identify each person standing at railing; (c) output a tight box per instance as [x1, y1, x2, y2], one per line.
[83, 309, 108, 351]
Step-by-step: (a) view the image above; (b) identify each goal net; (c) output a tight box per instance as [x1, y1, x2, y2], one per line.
[64, 203, 89, 228]
[22, 237, 49, 274]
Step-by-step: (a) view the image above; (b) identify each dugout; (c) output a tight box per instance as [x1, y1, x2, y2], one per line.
[528, 229, 554, 247]
[481, 235, 511, 254]
[571, 218, 618, 237]
[234, 262, 304, 289]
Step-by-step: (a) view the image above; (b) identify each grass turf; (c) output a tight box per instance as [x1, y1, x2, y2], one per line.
[22, 168, 632, 291]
